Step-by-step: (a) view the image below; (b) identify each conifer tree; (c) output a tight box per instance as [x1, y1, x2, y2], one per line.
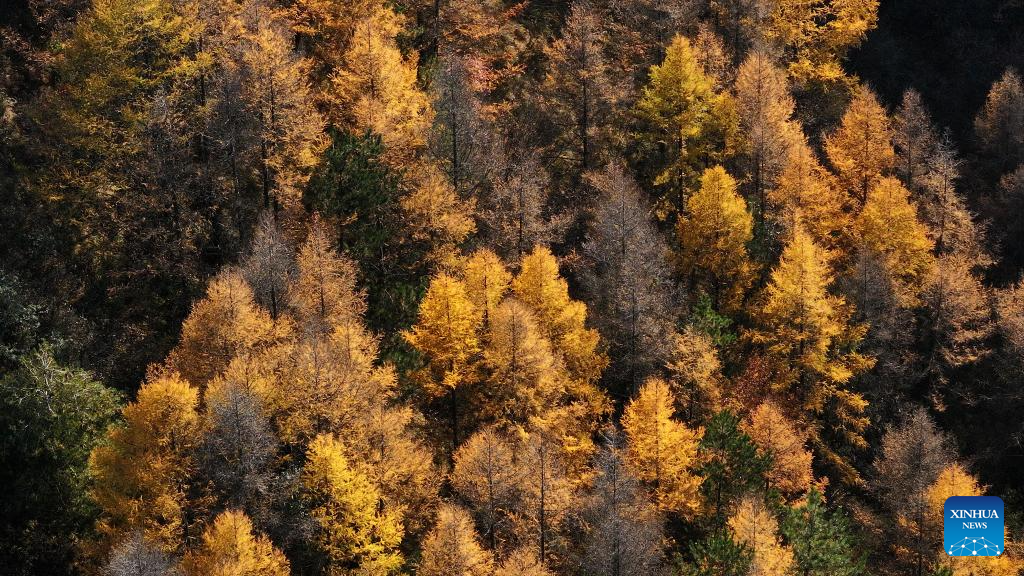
[405, 273, 480, 455]
[824, 85, 895, 204]
[974, 68, 1024, 172]
[105, 532, 180, 576]
[540, 0, 621, 184]
[750, 226, 873, 485]
[766, 0, 878, 86]
[184, 510, 289, 576]
[90, 372, 201, 551]
[332, 2, 430, 165]
[168, 269, 281, 388]
[452, 425, 519, 552]
[728, 496, 795, 576]
[495, 547, 555, 576]
[697, 411, 771, 524]
[667, 327, 727, 422]
[743, 401, 813, 496]
[581, 440, 664, 576]
[677, 166, 755, 315]
[636, 34, 736, 212]
[418, 504, 495, 576]
[302, 434, 404, 574]
[515, 431, 573, 566]
[781, 489, 864, 576]
[893, 89, 940, 193]
[735, 51, 799, 225]
[462, 249, 512, 329]
[580, 163, 676, 393]
[622, 378, 702, 517]
[857, 177, 935, 305]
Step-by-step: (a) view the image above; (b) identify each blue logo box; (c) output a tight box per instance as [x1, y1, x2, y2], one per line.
[944, 496, 1004, 556]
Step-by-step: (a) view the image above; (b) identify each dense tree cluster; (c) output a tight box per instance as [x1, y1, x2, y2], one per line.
[2, 1, 1024, 575]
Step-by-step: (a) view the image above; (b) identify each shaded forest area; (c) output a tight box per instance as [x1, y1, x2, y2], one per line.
[2, 0, 1024, 575]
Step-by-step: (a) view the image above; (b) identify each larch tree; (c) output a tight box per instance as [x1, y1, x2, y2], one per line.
[511, 245, 607, 390]
[768, 132, 849, 252]
[302, 434, 404, 574]
[923, 463, 981, 541]
[481, 299, 565, 429]
[974, 68, 1024, 172]
[872, 407, 952, 576]
[580, 440, 664, 576]
[824, 85, 894, 205]
[401, 163, 477, 269]
[90, 372, 201, 552]
[452, 425, 520, 553]
[404, 273, 480, 456]
[478, 148, 560, 264]
[167, 269, 281, 389]
[892, 89, 940, 193]
[677, 165, 755, 315]
[418, 504, 495, 576]
[728, 496, 795, 576]
[540, 0, 622, 184]
[735, 51, 799, 227]
[636, 34, 736, 214]
[918, 136, 989, 263]
[331, 1, 429, 166]
[742, 401, 813, 497]
[666, 326, 727, 422]
[291, 218, 365, 336]
[750, 225, 873, 485]
[232, 2, 326, 218]
[198, 379, 278, 520]
[242, 213, 293, 320]
[920, 254, 994, 403]
[432, 0, 523, 93]
[580, 163, 676, 394]
[462, 248, 512, 330]
[105, 532, 181, 576]
[856, 177, 935, 306]
[183, 510, 289, 576]
[621, 378, 703, 517]
[765, 0, 878, 86]
[515, 431, 573, 566]
[430, 55, 495, 199]
[495, 547, 555, 576]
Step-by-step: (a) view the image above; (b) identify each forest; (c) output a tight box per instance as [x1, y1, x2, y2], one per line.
[1, 0, 1024, 574]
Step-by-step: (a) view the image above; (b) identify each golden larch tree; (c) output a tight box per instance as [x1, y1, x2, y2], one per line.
[418, 504, 494, 576]
[677, 166, 755, 314]
[90, 371, 201, 551]
[183, 510, 289, 576]
[302, 434, 404, 574]
[750, 225, 874, 485]
[728, 496, 795, 576]
[857, 177, 935, 306]
[621, 378, 703, 517]
[770, 132, 850, 252]
[462, 248, 512, 329]
[824, 85, 895, 204]
[743, 401, 813, 496]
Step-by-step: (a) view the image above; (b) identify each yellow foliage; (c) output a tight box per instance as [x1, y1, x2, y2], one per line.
[418, 504, 494, 576]
[728, 496, 795, 576]
[302, 434, 404, 574]
[168, 269, 282, 388]
[331, 2, 429, 165]
[770, 134, 850, 252]
[678, 166, 755, 314]
[462, 249, 512, 327]
[292, 217, 366, 335]
[496, 548, 554, 576]
[767, 0, 878, 85]
[184, 510, 289, 576]
[511, 245, 608, 387]
[667, 327, 727, 419]
[90, 371, 200, 551]
[743, 402, 813, 496]
[857, 177, 935, 305]
[622, 378, 703, 517]
[751, 225, 873, 484]
[824, 85, 895, 203]
[483, 299, 564, 428]
[404, 273, 480, 397]
[401, 164, 477, 268]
